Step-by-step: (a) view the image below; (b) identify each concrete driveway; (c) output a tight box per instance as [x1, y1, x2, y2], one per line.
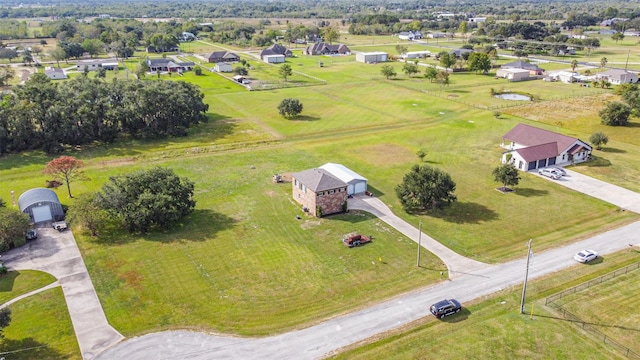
[541, 168, 640, 213]
[2, 228, 124, 359]
[347, 195, 490, 277]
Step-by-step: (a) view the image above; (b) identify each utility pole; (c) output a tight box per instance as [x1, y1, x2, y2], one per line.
[520, 239, 533, 314]
[416, 221, 423, 267]
[625, 49, 630, 71]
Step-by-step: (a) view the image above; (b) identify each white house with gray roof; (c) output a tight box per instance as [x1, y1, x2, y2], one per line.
[597, 69, 638, 85]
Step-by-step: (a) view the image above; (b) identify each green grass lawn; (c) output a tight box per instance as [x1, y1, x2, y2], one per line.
[1, 287, 80, 359]
[330, 251, 640, 360]
[67, 147, 446, 336]
[0, 270, 57, 304]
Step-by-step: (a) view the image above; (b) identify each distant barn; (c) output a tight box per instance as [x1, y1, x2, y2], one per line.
[18, 188, 65, 224]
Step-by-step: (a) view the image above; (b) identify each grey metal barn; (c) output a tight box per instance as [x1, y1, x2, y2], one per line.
[18, 188, 65, 224]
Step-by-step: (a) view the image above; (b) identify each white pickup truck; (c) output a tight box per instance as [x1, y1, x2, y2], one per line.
[53, 221, 68, 232]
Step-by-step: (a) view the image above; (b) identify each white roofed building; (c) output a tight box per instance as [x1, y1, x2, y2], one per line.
[319, 163, 368, 195]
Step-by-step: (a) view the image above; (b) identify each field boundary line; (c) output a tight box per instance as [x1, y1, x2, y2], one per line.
[544, 261, 640, 359]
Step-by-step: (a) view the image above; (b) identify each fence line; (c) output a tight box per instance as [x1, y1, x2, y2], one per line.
[544, 262, 640, 359]
[545, 262, 640, 305]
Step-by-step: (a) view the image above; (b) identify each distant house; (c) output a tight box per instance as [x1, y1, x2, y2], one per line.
[600, 18, 628, 26]
[180, 32, 196, 42]
[501, 123, 592, 171]
[554, 46, 576, 56]
[436, 13, 456, 19]
[356, 52, 387, 63]
[263, 54, 285, 63]
[401, 50, 431, 59]
[233, 75, 250, 84]
[426, 32, 447, 39]
[260, 43, 292, 60]
[623, 29, 640, 37]
[544, 71, 579, 84]
[18, 188, 65, 224]
[398, 31, 423, 40]
[146, 45, 180, 53]
[291, 168, 348, 217]
[146, 58, 195, 73]
[449, 48, 473, 58]
[76, 58, 118, 71]
[597, 69, 639, 85]
[501, 60, 545, 76]
[214, 62, 233, 72]
[468, 17, 486, 23]
[204, 51, 240, 63]
[599, 29, 617, 35]
[45, 67, 67, 80]
[304, 42, 351, 56]
[495, 68, 530, 82]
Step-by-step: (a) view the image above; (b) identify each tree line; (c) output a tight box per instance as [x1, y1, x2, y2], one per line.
[0, 74, 209, 154]
[2, 0, 640, 24]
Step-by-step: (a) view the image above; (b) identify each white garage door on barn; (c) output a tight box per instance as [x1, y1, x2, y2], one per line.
[18, 188, 66, 224]
[319, 163, 367, 195]
[32, 205, 53, 223]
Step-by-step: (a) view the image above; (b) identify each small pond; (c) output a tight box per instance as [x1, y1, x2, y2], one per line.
[494, 93, 531, 101]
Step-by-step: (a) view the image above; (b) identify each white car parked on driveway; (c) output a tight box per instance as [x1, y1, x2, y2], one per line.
[538, 168, 561, 180]
[549, 167, 566, 176]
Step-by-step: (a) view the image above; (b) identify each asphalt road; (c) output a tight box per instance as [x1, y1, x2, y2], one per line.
[96, 167, 640, 360]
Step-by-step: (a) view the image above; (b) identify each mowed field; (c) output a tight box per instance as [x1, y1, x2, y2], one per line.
[552, 267, 640, 355]
[2, 34, 640, 357]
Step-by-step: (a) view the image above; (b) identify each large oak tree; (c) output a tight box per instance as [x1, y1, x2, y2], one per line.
[395, 164, 457, 212]
[97, 167, 196, 233]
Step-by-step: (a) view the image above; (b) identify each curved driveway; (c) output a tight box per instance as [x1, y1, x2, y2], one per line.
[97, 168, 640, 359]
[2, 228, 124, 359]
[347, 195, 490, 277]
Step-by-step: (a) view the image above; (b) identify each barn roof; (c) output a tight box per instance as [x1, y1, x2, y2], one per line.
[319, 163, 367, 183]
[18, 188, 61, 212]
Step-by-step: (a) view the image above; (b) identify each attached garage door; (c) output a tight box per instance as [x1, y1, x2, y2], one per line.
[347, 184, 355, 195]
[354, 181, 367, 194]
[32, 205, 53, 223]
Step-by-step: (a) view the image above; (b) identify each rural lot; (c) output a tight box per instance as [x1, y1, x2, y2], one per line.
[1, 5, 640, 359]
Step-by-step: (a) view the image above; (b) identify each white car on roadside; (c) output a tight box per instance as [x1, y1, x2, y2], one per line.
[574, 249, 598, 263]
